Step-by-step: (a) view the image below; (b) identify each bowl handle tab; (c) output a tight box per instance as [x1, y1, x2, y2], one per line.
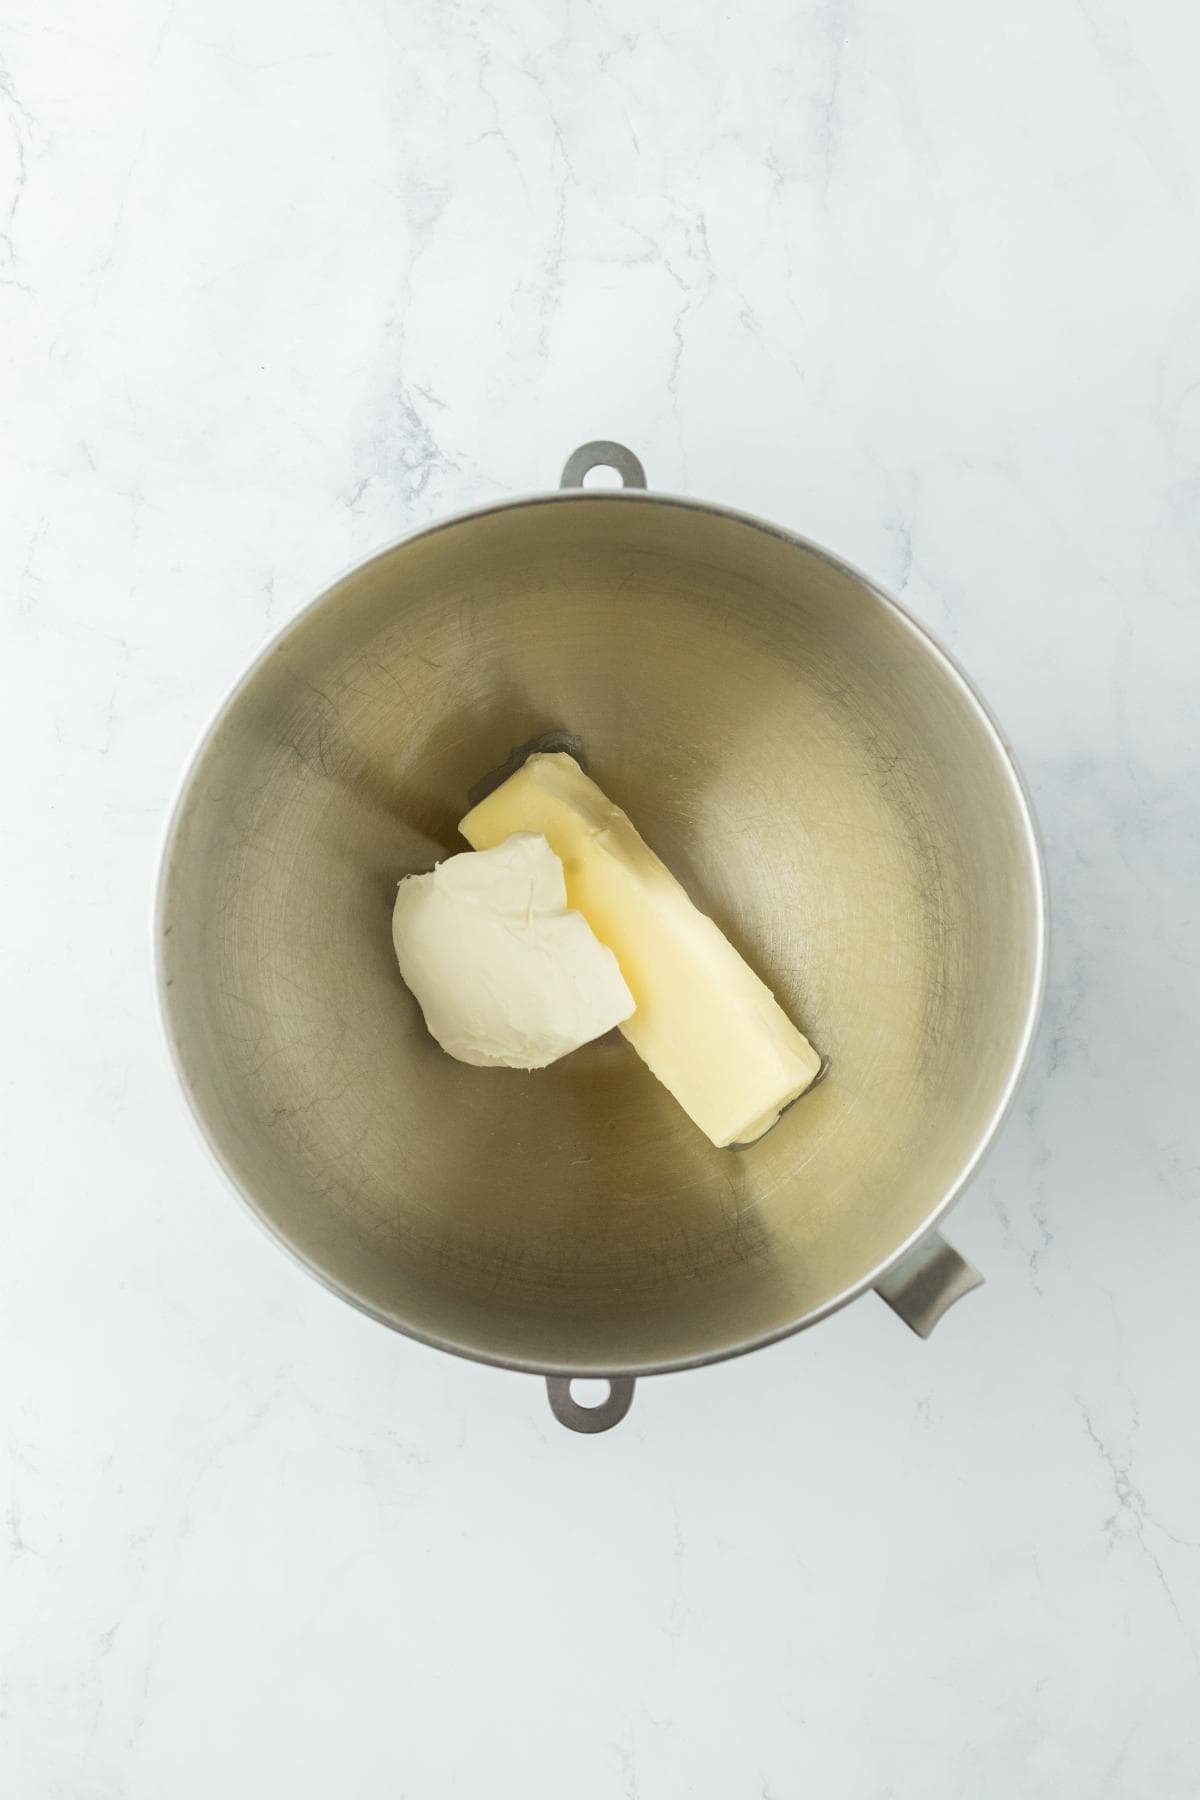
[874, 1233, 983, 1338]
[560, 441, 647, 490]
[545, 1375, 637, 1434]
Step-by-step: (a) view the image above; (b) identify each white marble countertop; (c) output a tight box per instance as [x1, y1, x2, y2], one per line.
[5, 0, 1200, 1793]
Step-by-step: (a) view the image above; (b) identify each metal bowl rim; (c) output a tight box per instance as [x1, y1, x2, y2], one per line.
[153, 485, 1049, 1379]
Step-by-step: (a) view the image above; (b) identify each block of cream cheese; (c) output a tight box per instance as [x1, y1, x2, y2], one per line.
[460, 755, 822, 1146]
[392, 832, 635, 1069]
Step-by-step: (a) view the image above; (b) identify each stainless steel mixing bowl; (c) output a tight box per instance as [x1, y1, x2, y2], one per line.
[158, 441, 1046, 1432]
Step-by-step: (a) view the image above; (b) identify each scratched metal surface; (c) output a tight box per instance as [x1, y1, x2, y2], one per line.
[159, 492, 1042, 1374]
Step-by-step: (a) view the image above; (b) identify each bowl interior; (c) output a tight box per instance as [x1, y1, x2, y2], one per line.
[160, 495, 1042, 1373]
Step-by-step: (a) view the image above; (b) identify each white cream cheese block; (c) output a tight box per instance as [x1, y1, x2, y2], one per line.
[391, 831, 635, 1069]
[460, 754, 822, 1146]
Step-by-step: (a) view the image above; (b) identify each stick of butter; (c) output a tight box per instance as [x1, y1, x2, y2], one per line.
[460, 754, 822, 1147]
